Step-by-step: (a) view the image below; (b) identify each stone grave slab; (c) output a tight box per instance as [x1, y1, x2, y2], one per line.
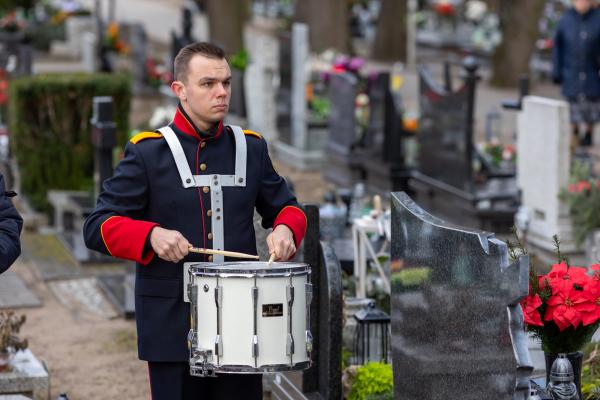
[0, 349, 48, 400]
[97, 272, 135, 319]
[48, 278, 118, 319]
[20, 233, 82, 282]
[0, 272, 40, 309]
[390, 192, 532, 399]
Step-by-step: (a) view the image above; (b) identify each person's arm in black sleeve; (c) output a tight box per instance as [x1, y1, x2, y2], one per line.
[0, 174, 22, 274]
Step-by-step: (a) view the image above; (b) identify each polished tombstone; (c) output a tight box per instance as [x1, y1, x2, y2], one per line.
[390, 192, 532, 400]
[267, 204, 343, 400]
[361, 72, 413, 194]
[323, 72, 364, 187]
[410, 59, 519, 232]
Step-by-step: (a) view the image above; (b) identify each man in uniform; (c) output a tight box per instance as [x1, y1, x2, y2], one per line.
[83, 42, 306, 400]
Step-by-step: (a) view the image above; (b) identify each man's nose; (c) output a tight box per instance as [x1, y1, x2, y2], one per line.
[215, 83, 228, 97]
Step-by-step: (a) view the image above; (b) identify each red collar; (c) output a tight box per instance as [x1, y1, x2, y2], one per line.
[172, 106, 224, 141]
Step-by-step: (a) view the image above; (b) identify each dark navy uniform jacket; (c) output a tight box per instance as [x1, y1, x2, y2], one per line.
[552, 7, 600, 99]
[83, 106, 307, 362]
[0, 174, 22, 274]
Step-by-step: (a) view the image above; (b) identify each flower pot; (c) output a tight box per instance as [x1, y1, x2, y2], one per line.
[544, 351, 583, 400]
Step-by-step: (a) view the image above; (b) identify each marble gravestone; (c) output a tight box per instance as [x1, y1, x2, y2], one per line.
[390, 192, 532, 400]
[516, 96, 575, 261]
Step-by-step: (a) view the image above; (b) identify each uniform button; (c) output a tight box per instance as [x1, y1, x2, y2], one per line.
[208, 255, 213, 262]
[581, 31, 588, 40]
[201, 142, 206, 148]
[207, 210, 212, 217]
[200, 163, 207, 171]
[208, 233, 213, 240]
[580, 72, 586, 80]
[203, 186, 210, 193]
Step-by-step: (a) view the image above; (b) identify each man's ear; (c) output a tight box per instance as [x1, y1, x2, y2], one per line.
[171, 80, 186, 101]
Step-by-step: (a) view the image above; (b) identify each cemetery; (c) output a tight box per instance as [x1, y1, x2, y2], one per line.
[0, 0, 598, 399]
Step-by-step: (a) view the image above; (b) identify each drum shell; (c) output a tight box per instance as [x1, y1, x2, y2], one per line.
[188, 262, 312, 373]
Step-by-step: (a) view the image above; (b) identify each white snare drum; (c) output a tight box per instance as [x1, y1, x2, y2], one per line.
[186, 262, 313, 376]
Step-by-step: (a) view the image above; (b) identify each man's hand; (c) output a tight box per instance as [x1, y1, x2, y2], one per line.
[149, 227, 190, 263]
[267, 225, 296, 262]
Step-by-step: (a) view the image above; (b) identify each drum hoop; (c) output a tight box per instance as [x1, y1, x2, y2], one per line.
[189, 262, 310, 277]
[189, 360, 311, 375]
[190, 270, 310, 279]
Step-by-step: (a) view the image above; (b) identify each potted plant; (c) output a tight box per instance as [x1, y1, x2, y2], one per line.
[0, 310, 27, 372]
[517, 235, 600, 399]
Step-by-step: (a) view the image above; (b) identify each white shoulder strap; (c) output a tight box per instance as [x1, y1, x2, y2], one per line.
[157, 126, 196, 188]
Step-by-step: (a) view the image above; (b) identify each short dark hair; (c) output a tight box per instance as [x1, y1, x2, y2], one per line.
[174, 42, 226, 82]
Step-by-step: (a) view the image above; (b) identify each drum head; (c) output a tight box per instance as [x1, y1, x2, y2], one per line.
[189, 261, 309, 276]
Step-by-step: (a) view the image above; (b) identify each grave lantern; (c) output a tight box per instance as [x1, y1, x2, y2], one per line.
[352, 301, 390, 365]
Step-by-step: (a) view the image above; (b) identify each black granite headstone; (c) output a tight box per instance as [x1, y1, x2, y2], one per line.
[324, 72, 364, 188]
[271, 205, 343, 400]
[417, 64, 471, 190]
[275, 31, 292, 145]
[410, 59, 519, 232]
[390, 192, 532, 400]
[362, 72, 411, 193]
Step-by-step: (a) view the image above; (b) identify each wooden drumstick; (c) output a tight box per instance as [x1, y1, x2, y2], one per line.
[268, 253, 276, 266]
[188, 246, 259, 260]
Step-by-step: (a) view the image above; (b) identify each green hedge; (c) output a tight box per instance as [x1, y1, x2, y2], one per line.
[9, 73, 131, 212]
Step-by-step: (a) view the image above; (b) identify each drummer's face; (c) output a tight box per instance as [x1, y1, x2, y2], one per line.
[176, 54, 231, 132]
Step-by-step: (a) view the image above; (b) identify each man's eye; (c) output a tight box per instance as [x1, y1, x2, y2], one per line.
[223, 81, 231, 87]
[202, 82, 213, 87]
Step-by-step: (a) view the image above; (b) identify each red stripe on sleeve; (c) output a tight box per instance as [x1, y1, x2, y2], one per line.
[100, 216, 159, 265]
[273, 206, 307, 247]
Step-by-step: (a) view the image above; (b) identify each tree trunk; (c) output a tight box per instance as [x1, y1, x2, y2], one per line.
[204, 0, 249, 54]
[490, 0, 545, 87]
[372, 0, 407, 62]
[294, 0, 349, 54]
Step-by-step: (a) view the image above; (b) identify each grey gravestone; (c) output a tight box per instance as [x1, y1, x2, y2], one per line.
[390, 192, 532, 400]
[0, 350, 49, 400]
[290, 23, 308, 150]
[323, 72, 363, 188]
[0, 272, 41, 309]
[273, 24, 327, 170]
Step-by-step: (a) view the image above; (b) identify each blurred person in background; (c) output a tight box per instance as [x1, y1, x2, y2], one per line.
[552, 0, 600, 147]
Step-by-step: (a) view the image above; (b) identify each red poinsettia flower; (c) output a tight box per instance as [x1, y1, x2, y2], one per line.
[520, 293, 543, 326]
[544, 263, 589, 286]
[582, 279, 600, 326]
[591, 264, 600, 280]
[544, 279, 596, 331]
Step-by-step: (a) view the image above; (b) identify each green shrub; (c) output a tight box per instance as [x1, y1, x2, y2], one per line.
[348, 362, 393, 400]
[365, 393, 394, 400]
[9, 72, 131, 212]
